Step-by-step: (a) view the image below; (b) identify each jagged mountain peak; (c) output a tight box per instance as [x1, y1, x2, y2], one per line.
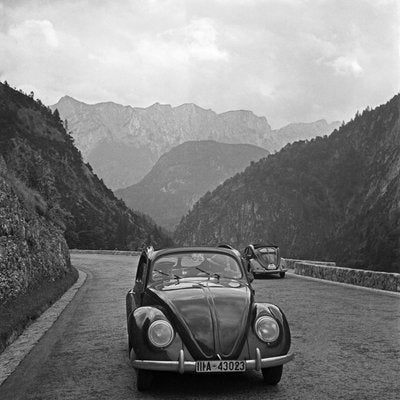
[56, 95, 86, 107]
[175, 102, 211, 113]
[220, 109, 267, 118]
[58, 94, 79, 102]
[147, 102, 173, 110]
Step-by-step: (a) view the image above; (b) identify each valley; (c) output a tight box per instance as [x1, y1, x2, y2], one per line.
[115, 141, 269, 230]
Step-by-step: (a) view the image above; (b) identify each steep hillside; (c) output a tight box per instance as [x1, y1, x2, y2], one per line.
[174, 95, 400, 273]
[51, 96, 339, 189]
[0, 83, 172, 250]
[0, 158, 71, 303]
[115, 141, 269, 230]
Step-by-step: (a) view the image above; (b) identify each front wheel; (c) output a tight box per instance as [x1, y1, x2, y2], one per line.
[279, 271, 286, 278]
[136, 369, 153, 391]
[262, 365, 283, 385]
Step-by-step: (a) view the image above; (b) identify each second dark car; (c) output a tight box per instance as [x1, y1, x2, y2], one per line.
[243, 244, 287, 278]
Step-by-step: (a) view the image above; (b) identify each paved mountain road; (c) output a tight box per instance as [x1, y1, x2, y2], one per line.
[1, 253, 399, 400]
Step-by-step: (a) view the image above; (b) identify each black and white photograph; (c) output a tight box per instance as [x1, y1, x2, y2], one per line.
[0, 0, 399, 399]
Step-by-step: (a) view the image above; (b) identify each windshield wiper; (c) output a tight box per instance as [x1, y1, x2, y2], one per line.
[154, 269, 170, 277]
[195, 267, 220, 280]
[154, 269, 182, 282]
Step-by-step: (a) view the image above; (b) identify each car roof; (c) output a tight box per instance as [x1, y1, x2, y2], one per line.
[251, 243, 279, 249]
[147, 246, 241, 261]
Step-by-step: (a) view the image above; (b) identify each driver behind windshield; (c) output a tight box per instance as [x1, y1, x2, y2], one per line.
[151, 253, 241, 281]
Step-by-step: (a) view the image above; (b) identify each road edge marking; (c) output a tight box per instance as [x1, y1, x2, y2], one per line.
[0, 269, 87, 387]
[287, 271, 400, 297]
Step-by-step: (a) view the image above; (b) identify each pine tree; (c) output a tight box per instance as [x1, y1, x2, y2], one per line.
[53, 108, 61, 121]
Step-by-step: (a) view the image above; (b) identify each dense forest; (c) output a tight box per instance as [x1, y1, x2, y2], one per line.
[175, 95, 400, 273]
[115, 140, 268, 230]
[0, 82, 172, 250]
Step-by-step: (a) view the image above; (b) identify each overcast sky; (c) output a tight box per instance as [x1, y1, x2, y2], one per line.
[0, 0, 399, 127]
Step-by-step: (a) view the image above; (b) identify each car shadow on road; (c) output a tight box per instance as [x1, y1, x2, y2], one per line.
[140, 370, 284, 397]
[253, 275, 285, 280]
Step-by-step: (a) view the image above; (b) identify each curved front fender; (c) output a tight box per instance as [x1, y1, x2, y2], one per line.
[128, 306, 183, 361]
[246, 302, 291, 359]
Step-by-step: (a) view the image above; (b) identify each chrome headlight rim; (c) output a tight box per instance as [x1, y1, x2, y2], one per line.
[255, 315, 281, 344]
[148, 319, 175, 348]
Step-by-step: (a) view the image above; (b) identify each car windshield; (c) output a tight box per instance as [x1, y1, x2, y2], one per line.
[151, 252, 243, 282]
[256, 248, 278, 264]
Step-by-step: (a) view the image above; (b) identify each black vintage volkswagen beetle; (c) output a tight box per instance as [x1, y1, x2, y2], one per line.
[243, 244, 287, 278]
[126, 246, 293, 391]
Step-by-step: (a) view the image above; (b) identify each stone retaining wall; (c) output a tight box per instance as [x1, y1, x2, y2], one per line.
[70, 249, 141, 256]
[283, 258, 336, 269]
[294, 261, 400, 292]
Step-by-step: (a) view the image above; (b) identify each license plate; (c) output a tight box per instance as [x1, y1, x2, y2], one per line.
[195, 360, 246, 373]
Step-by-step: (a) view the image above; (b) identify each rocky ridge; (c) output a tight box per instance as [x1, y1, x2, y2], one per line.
[51, 96, 340, 189]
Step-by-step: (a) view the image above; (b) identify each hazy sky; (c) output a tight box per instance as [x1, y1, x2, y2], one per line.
[0, 0, 399, 127]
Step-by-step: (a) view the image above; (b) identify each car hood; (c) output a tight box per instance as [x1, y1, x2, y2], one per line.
[148, 279, 252, 360]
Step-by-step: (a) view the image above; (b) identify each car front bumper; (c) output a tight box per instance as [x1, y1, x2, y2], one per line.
[131, 348, 294, 373]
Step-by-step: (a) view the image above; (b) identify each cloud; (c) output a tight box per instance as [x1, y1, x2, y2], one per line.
[163, 18, 229, 61]
[135, 17, 229, 68]
[8, 19, 59, 47]
[0, 0, 398, 127]
[329, 56, 363, 76]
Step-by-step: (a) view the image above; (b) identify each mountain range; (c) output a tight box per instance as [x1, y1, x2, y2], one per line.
[0, 82, 172, 250]
[115, 140, 269, 230]
[51, 96, 340, 190]
[174, 95, 400, 273]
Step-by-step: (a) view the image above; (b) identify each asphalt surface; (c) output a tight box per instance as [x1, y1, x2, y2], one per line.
[0, 253, 399, 400]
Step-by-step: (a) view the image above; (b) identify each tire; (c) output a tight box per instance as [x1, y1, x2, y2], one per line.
[262, 365, 283, 385]
[279, 272, 286, 278]
[136, 368, 153, 391]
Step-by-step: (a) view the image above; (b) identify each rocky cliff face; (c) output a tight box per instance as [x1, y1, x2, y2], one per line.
[115, 141, 269, 230]
[174, 95, 400, 273]
[0, 161, 70, 303]
[51, 96, 339, 189]
[0, 83, 172, 251]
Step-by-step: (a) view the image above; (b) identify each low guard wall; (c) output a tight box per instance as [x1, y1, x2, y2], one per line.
[293, 261, 400, 293]
[70, 249, 141, 256]
[283, 258, 336, 269]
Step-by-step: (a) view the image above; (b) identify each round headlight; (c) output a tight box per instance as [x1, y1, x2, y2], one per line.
[148, 320, 174, 348]
[255, 316, 280, 343]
